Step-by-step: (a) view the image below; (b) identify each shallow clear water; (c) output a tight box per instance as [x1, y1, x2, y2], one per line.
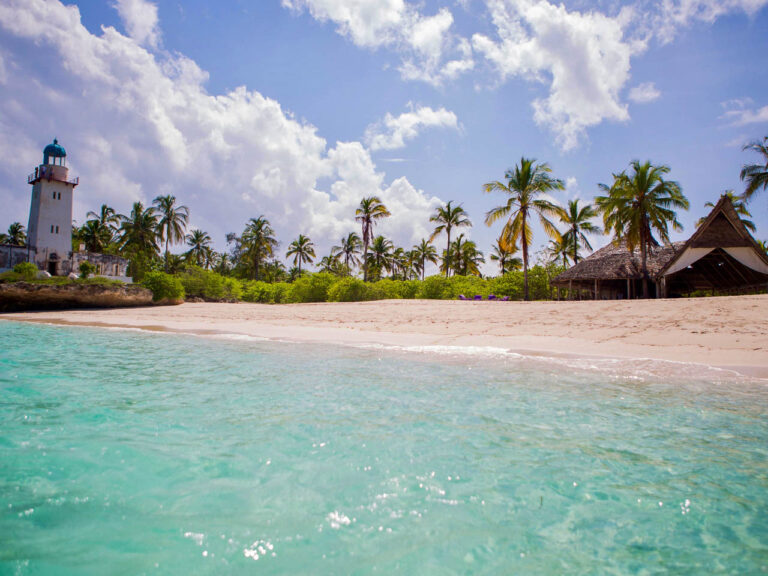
[1, 320, 767, 575]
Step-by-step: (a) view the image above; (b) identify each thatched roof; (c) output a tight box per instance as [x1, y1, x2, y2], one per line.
[552, 242, 683, 285]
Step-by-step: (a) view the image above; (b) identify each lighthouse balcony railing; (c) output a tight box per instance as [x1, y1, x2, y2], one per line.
[28, 172, 79, 186]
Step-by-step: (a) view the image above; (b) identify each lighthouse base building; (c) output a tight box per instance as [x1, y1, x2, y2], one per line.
[0, 138, 130, 281]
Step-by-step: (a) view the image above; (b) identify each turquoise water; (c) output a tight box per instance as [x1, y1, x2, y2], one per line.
[1, 321, 767, 574]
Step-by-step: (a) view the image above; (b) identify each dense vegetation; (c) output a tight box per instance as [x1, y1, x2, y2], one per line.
[2, 137, 765, 303]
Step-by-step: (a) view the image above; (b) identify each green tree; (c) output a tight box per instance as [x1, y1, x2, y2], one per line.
[558, 198, 600, 264]
[241, 216, 278, 280]
[355, 197, 391, 281]
[153, 195, 189, 272]
[545, 236, 571, 269]
[411, 238, 438, 281]
[185, 229, 213, 268]
[484, 157, 564, 300]
[79, 219, 112, 252]
[451, 234, 484, 276]
[430, 201, 471, 277]
[366, 235, 393, 281]
[117, 202, 160, 280]
[696, 191, 756, 233]
[86, 204, 120, 246]
[740, 136, 768, 203]
[7, 222, 26, 246]
[490, 237, 522, 274]
[286, 234, 316, 274]
[596, 160, 689, 298]
[332, 232, 362, 273]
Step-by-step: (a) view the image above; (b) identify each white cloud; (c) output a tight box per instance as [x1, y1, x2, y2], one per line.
[113, 0, 160, 48]
[654, 0, 768, 43]
[0, 0, 442, 258]
[365, 104, 459, 151]
[628, 81, 661, 103]
[720, 98, 768, 126]
[473, 0, 635, 151]
[281, 0, 473, 85]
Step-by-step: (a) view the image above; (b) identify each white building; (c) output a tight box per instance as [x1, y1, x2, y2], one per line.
[0, 138, 130, 280]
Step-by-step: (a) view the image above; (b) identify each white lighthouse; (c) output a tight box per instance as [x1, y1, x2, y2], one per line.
[27, 138, 79, 275]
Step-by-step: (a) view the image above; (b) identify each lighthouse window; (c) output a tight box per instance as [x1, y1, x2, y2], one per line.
[51, 225, 54, 233]
[55, 226, 59, 234]
[52, 191, 56, 199]
[58, 192, 61, 200]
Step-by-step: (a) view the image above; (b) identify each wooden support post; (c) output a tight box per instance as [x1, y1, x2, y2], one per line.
[594, 279, 598, 300]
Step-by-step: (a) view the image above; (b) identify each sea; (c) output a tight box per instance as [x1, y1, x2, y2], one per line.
[1, 320, 766, 574]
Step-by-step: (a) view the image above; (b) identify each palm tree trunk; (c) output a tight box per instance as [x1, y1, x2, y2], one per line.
[522, 232, 529, 301]
[164, 236, 169, 273]
[573, 225, 579, 264]
[445, 229, 451, 278]
[641, 241, 649, 299]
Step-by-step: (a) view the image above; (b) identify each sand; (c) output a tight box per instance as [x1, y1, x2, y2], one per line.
[3, 294, 768, 378]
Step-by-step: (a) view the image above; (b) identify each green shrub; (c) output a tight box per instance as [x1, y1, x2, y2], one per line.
[78, 261, 97, 279]
[13, 262, 38, 280]
[287, 273, 336, 303]
[327, 277, 368, 302]
[242, 280, 291, 304]
[416, 275, 450, 299]
[178, 266, 242, 301]
[444, 275, 489, 299]
[368, 279, 403, 300]
[488, 272, 524, 300]
[142, 271, 185, 302]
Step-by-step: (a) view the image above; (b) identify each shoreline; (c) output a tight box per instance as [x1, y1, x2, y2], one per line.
[3, 295, 768, 379]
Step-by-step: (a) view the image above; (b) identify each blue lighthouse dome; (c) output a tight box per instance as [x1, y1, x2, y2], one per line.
[43, 138, 67, 165]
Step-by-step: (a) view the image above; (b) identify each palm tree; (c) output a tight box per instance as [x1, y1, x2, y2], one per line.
[596, 160, 689, 298]
[558, 199, 600, 264]
[355, 197, 391, 281]
[740, 136, 768, 203]
[117, 202, 160, 280]
[696, 191, 756, 233]
[411, 238, 438, 280]
[332, 232, 362, 273]
[153, 195, 189, 272]
[390, 246, 409, 280]
[429, 201, 471, 277]
[0, 232, 8, 244]
[451, 235, 484, 276]
[545, 237, 571, 269]
[484, 157, 564, 300]
[490, 238, 522, 274]
[286, 234, 315, 274]
[79, 219, 112, 252]
[86, 204, 120, 242]
[7, 222, 26, 246]
[366, 235, 393, 280]
[242, 216, 278, 280]
[186, 229, 213, 268]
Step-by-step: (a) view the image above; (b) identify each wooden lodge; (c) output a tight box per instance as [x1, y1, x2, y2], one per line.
[552, 195, 768, 299]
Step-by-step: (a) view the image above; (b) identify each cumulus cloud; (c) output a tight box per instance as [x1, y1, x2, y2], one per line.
[365, 104, 459, 151]
[720, 98, 768, 126]
[628, 82, 661, 103]
[654, 0, 768, 43]
[113, 0, 160, 48]
[281, 0, 473, 85]
[472, 0, 635, 151]
[0, 0, 442, 257]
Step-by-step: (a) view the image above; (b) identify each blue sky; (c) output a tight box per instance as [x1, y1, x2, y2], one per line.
[0, 0, 766, 275]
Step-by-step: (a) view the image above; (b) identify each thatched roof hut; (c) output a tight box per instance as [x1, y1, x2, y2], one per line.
[552, 195, 768, 299]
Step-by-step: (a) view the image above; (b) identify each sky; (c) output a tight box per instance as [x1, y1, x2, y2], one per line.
[0, 0, 766, 275]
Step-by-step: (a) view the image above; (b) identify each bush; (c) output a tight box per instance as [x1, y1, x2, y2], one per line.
[286, 273, 336, 303]
[416, 275, 450, 299]
[444, 275, 489, 299]
[142, 271, 185, 302]
[488, 272, 524, 300]
[242, 280, 291, 304]
[13, 262, 38, 281]
[78, 261, 97, 279]
[178, 266, 242, 301]
[327, 277, 368, 302]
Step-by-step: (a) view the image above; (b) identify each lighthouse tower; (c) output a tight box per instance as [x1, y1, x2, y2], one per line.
[27, 138, 79, 275]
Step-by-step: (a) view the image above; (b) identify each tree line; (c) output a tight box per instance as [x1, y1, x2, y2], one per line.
[2, 135, 766, 299]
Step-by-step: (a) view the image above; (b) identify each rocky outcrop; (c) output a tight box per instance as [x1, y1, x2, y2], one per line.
[0, 282, 156, 312]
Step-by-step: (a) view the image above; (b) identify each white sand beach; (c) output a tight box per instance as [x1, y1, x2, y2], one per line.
[4, 294, 768, 377]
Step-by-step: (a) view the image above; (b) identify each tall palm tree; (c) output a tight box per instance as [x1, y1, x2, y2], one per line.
[186, 229, 213, 268]
[740, 136, 768, 203]
[545, 237, 571, 269]
[286, 234, 315, 274]
[117, 202, 160, 280]
[86, 204, 120, 242]
[429, 201, 471, 278]
[484, 157, 564, 300]
[355, 197, 391, 281]
[596, 160, 689, 298]
[332, 232, 362, 273]
[558, 199, 600, 264]
[490, 238, 522, 274]
[411, 238, 438, 281]
[7, 222, 26, 246]
[451, 234, 484, 276]
[242, 216, 278, 280]
[366, 235, 393, 280]
[696, 191, 756, 233]
[153, 195, 189, 272]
